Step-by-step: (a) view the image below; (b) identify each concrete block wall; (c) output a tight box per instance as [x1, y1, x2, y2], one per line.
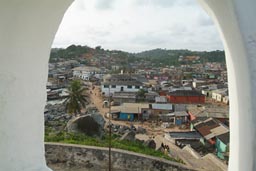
[45, 143, 196, 171]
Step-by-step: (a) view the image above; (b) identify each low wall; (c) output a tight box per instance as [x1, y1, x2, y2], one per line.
[182, 145, 201, 159]
[203, 153, 228, 171]
[45, 143, 196, 171]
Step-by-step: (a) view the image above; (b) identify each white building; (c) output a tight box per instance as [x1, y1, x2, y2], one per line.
[155, 96, 167, 103]
[72, 66, 101, 80]
[192, 80, 206, 88]
[212, 88, 228, 102]
[223, 96, 229, 104]
[101, 74, 143, 96]
[169, 86, 192, 92]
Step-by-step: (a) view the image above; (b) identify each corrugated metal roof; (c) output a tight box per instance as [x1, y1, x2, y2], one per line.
[193, 118, 229, 140]
[169, 90, 204, 96]
[168, 131, 202, 139]
[72, 66, 100, 72]
[155, 96, 167, 103]
[217, 132, 230, 144]
[197, 126, 212, 137]
[118, 103, 149, 114]
[172, 111, 189, 117]
[151, 103, 173, 110]
[187, 105, 229, 118]
[210, 124, 229, 136]
[113, 92, 137, 99]
[103, 80, 143, 86]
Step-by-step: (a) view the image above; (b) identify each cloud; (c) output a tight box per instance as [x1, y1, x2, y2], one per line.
[52, 0, 223, 52]
[178, 0, 198, 6]
[134, 0, 177, 8]
[198, 17, 213, 26]
[197, 11, 214, 26]
[131, 32, 168, 45]
[134, 0, 197, 8]
[94, 0, 116, 10]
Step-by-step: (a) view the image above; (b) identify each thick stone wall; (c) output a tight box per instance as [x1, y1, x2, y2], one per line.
[45, 143, 195, 171]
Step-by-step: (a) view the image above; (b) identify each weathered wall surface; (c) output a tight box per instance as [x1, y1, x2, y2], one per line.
[45, 143, 195, 171]
[0, 1, 73, 171]
[197, 1, 256, 171]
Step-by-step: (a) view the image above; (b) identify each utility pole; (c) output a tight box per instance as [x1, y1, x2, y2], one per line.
[108, 87, 112, 171]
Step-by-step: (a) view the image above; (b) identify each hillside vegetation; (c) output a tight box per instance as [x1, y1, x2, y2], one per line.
[50, 45, 225, 66]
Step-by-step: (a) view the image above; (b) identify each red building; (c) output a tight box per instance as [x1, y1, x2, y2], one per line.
[159, 90, 168, 96]
[167, 90, 205, 104]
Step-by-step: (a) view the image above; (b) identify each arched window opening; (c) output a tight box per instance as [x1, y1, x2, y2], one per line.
[1, 1, 255, 171]
[45, 1, 229, 171]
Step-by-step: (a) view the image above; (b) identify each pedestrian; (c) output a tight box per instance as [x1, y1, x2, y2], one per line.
[165, 145, 168, 150]
[164, 148, 168, 155]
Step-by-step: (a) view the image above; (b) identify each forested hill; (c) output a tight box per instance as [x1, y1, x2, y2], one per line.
[135, 48, 225, 65]
[50, 45, 225, 65]
[50, 45, 94, 61]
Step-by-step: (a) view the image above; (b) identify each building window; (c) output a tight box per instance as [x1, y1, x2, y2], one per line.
[111, 85, 116, 88]
[104, 85, 109, 88]
[127, 85, 132, 89]
[135, 86, 140, 89]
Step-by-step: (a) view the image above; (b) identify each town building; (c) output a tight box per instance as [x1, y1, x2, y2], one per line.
[211, 88, 228, 103]
[186, 105, 229, 124]
[216, 132, 230, 160]
[111, 103, 149, 121]
[159, 111, 189, 126]
[150, 103, 173, 115]
[191, 117, 229, 145]
[167, 90, 205, 104]
[72, 66, 101, 80]
[101, 74, 143, 96]
[112, 92, 137, 103]
[155, 96, 167, 103]
[165, 131, 202, 144]
[145, 92, 159, 102]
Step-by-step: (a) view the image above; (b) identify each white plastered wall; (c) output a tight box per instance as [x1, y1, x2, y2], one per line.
[0, 0, 255, 171]
[197, 0, 256, 171]
[0, 0, 73, 170]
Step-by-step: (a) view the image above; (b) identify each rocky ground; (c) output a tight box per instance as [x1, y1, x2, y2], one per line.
[44, 103, 71, 133]
[48, 164, 85, 171]
[48, 164, 105, 171]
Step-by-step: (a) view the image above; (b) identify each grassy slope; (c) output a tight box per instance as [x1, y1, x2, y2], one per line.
[45, 131, 183, 163]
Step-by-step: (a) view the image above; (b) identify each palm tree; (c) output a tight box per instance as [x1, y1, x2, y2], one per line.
[65, 80, 87, 116]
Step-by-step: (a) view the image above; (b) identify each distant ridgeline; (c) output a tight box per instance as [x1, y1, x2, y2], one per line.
[50, 45, 225, 66]
[135, 48, 226, 66]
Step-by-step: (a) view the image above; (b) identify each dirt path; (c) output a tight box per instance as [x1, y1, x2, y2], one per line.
[89, 85, 108, 115]
[88, 85, 147, 128]
[88, 84, 189, 134]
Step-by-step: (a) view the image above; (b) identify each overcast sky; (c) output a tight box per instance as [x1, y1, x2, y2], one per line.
[52, 0, 224, 53]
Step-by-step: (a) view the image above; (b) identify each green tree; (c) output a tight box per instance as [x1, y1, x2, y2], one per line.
[136, 89, 147, 102]
[95, 45, 101, 51]
[65, 80, 87, 116]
